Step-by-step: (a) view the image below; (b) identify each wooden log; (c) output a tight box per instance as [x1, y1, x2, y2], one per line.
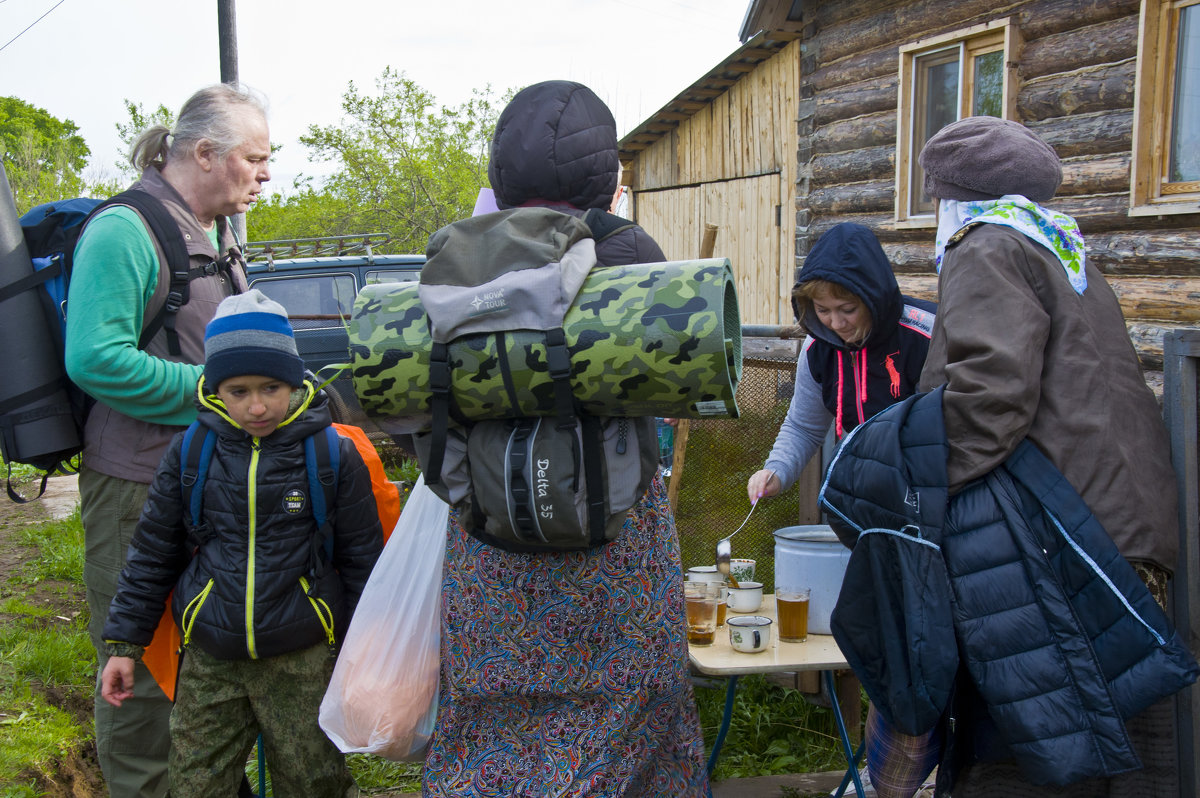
[812, 74, 898, 129]
[807, 180, 895, 216]
[813, 110, 897, 156]
[883, 241, 935, 273]
[812, 144, 894, 186]
[1019, 15, 1139, 81]
[1046, 194, 1200, 236]
[1017, 0, 1140, 42]
[811, 0, 1004, 66]
[1088, 231, 1200, 276]
[808, 212, 932, 244]
[805, 46, 898, 94]
[1129, 322, 1178, 370]
[901, 274, 1200, 325]
[1058, 153, 1131, 197]
[895, 274, 938, 303]
[881, 232, 1200, 283]
[1018, 59, 1135, 122]
[1110, 278, 1200, 324]
[1028, 110, 1132, 159]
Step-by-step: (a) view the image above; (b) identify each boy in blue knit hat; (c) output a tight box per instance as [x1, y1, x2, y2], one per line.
[99, 289, 382, 798]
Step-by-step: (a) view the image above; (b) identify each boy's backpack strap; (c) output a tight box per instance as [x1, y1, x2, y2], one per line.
[96, 190, 193, 356]
[304, 425, 341, 567]
[179, 421, 216, 535]
[582, 208, 636, 244]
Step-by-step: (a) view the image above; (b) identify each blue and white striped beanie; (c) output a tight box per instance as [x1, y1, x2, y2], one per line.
[204, 289, 304, 389]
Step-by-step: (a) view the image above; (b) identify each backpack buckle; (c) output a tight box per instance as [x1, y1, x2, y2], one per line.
[165, 290, 184, 313]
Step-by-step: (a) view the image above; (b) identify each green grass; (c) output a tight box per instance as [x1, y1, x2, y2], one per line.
[694, 674, 861, 781]
[0, 441, 852, 795]
[0, 510, 93, 790]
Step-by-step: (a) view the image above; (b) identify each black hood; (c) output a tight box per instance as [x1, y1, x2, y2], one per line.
[487, 80, 619, 211]
[793, 222, 902, 350]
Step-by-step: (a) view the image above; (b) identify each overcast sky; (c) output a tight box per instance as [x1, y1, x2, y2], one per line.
[2, 0, 748, 194]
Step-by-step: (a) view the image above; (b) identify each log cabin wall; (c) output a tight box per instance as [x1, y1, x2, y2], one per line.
[621, 38, 801, 325]
[794, 0, 1200, 393]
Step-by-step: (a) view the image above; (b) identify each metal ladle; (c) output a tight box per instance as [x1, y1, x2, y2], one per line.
[715, 500, 757, 588]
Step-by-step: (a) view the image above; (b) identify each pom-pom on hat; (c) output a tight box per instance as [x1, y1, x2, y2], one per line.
[918, 116, 1062, 202]
[204, 289, 304, 389]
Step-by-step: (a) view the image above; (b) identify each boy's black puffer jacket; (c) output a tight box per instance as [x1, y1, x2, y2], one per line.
[103, 382, 382, 660]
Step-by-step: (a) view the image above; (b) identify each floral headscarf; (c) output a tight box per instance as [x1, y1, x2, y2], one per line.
[935, 194, 1087, 295]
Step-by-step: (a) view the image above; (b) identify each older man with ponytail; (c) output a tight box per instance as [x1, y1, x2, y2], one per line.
[64, 83, 268, 797]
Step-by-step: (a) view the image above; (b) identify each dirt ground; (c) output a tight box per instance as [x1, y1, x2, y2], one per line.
[0, 475, 107, 797]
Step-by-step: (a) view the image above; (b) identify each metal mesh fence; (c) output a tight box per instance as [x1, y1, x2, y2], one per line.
[670, 337, 820, 593]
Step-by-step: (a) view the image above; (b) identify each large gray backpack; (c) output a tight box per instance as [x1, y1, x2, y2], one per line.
[414, 206, 658, 553]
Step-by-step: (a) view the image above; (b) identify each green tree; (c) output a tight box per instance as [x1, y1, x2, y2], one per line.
[248, 69, 507, 251]
[114, 100, 174, 180]
[0, 97, 90, 211]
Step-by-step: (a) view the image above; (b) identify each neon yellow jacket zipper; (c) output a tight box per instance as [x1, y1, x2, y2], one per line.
[245, 439, 261, 658]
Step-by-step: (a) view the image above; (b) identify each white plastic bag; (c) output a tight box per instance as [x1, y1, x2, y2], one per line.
[319, 474, 448, 760]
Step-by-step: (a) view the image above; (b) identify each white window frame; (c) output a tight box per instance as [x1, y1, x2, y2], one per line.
[894, 18, 1021, 227]
[1131, 0, 1200, 215]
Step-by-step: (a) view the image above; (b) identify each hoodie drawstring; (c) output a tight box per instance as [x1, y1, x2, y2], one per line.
[835, 353, 845, 439]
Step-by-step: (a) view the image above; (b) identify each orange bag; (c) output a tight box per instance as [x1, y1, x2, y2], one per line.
[332, 423, 401, 543]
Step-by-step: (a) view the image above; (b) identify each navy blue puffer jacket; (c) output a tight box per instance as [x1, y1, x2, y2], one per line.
[103, 381, 383, 660]
[822, 389, 1198, 787]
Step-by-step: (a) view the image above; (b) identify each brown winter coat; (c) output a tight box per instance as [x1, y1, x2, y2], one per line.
[919, 222, 1178, 572]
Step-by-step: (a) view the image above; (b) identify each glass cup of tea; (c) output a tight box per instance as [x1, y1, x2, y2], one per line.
[684, 581, 720, 646]
[776, 586, 811, 643]
[715, 584, 729, 627]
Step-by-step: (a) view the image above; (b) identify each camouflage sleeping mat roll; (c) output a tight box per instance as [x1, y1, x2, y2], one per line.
[349, 258, 741, 433]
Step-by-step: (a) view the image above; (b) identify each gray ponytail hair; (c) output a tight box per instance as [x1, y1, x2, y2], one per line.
[131, 83, 268, 171]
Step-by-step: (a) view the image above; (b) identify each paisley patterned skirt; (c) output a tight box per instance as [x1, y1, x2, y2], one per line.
[421, 475, 710, 797]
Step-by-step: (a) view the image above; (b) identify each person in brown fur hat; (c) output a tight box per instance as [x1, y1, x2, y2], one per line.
[918, 116, 1184, 797]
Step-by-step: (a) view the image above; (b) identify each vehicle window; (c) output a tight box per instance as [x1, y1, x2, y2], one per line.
[365, 270, 421, 284]
[249, 273, 358, 330]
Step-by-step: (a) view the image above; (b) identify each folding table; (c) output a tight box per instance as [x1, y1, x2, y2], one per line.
[688, 594, 866, 797]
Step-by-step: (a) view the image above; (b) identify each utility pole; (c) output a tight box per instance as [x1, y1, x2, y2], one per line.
[216, 0, 247, 243]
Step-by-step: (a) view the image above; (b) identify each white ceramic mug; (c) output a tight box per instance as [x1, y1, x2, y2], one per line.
[726, 580, 763, 612]
[687, 565, 724, 584]
[729, 558, 756, 584]
[728, 615, 772, 653]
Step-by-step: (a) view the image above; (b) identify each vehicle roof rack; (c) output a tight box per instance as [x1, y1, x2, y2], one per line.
[244, 233, 392, 267]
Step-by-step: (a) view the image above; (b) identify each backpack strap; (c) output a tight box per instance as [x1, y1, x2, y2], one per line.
[578, 415, 609, 546]
[304, 425, 341, 570]
[94, 190, 195, 356]
[582, 208, 637, 244]
[425, 342, 452, 486]
[179, 421, 217, 539]
[178, 422, 341, 568]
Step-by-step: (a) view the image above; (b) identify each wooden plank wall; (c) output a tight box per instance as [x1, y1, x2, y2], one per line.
[795, 0, 1200, 391]
[628, 40, 800, 325]
[636, 175, 785, 323]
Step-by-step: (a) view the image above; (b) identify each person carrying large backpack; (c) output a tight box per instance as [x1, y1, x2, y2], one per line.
[64, 83, 268, 798]
[419, 80, 710, 798]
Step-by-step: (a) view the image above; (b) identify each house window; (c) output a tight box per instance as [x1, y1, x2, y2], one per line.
[1132, 0, 1200, 214]
[895, 19, 1019, 225]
